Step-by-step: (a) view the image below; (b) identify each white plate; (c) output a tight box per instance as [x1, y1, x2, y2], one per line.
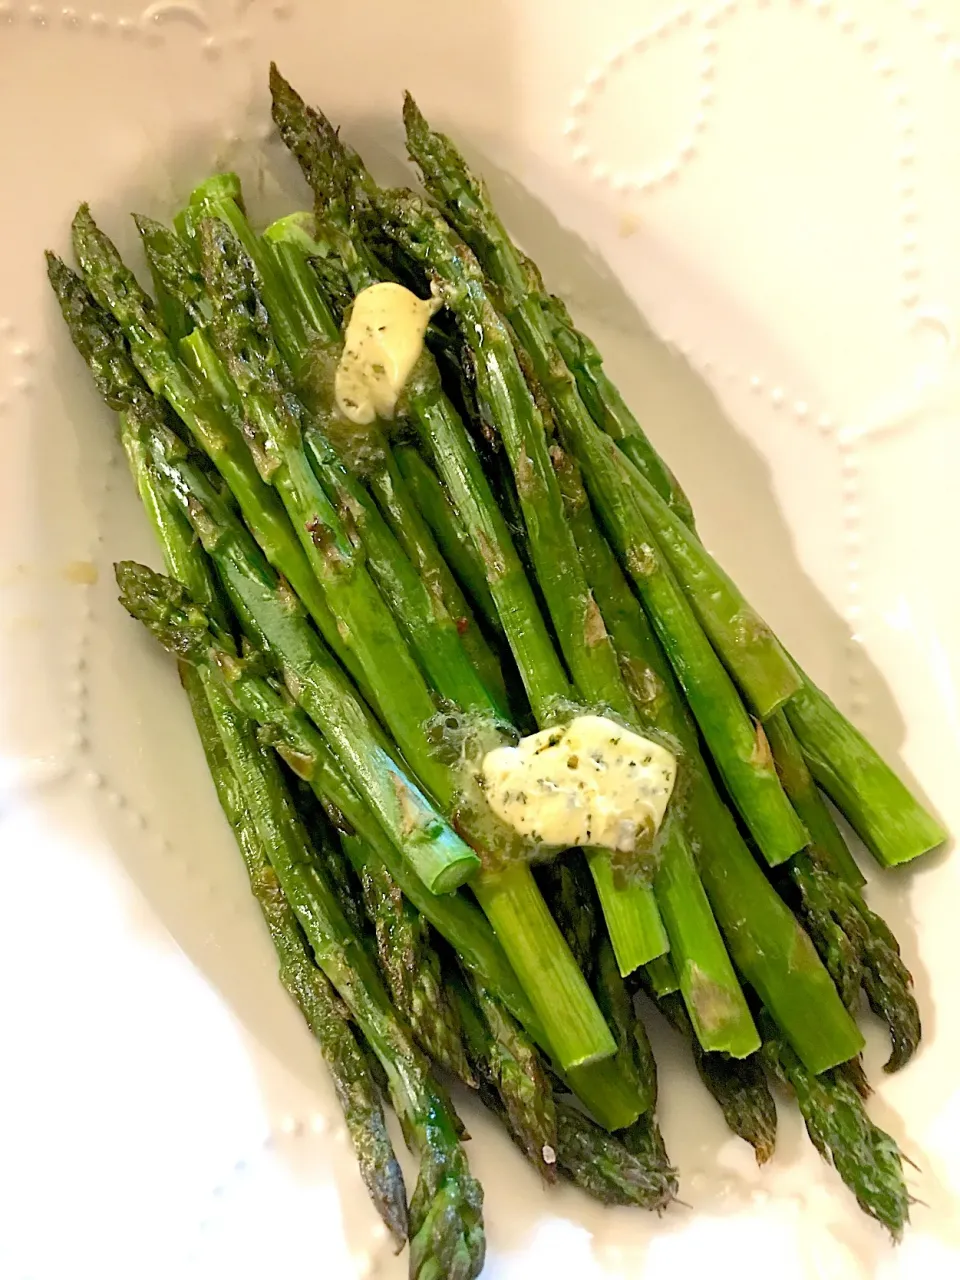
[2, 1, 960, 1277]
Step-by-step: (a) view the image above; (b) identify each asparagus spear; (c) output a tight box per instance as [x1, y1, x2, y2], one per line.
[116, 535, 639, 1125]
[187, 178, 315, 374]
[47, 251, 410, 1243]
[188, 668, 410, 1247]
[544, 291, 696, 530]
[193, 215, 473, 806]
[267, 70, 573, 724]
[284, 773, 369, 937]
[555, 459, 866, 1070]
[556, 428, 919, 1063]
[365, 371, 862, 1073]
[341, 829, 475, 1085]
[455, 966, 676, 1208]
[263, 218, 510, 712]
[365, 199, 670, 967]
[47, 296, 528, 1031]
[785, 681, 946, 869]
[553, 1103, 677, 1210]
[456, 978, 677, 1208]
[402, 97, 802, 723]
[652, 988, 777, 1166]
[761, 1017, 911, 1238]
[453, 976, 558, 1180]
[393, 443, 502, 637]
[594, 936, 657, 1117]
[765, 714, 920, 1067]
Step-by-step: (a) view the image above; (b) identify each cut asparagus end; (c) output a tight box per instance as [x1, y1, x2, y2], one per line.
[786, 679, 947, 869]
[563, 1057, 645, 1132]
[654, 826, 761, 1058]
[586, 850, 668, 975]
[645, 953, 680, 997]
[188, 171, 245, 210]
[473, 861, 617, 1072]
[263, 210, 325, 254]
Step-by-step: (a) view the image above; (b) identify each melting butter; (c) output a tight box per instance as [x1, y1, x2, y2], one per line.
[481, 715, 677, 852]
[334, 282, 440, 425]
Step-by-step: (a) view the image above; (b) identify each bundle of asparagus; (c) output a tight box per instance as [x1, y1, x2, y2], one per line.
[47, 64, 946, 1275]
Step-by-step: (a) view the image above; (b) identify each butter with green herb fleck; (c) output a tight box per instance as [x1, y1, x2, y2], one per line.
[334, 281, 440, 425]
[480, 714, 677, 852]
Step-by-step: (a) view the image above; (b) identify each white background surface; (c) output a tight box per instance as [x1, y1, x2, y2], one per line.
[2, 1, 960, 1276]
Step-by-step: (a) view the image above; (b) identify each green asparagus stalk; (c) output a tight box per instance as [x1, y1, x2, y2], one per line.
[120, 534, 612, 1078]
[250, 164, 507, 711]
[652, 988, 777, 1165]
[46, 252, 410, 1245]
[118, 502, 482, 1275]
[761, 1016, 911, 1238]
[454, 976, 558, 1180]
[785, 681, 946, 868]
[197, 214, 629, 1073]
[190, 181, 509, 719]
[188, 669, 410, 1246]
[764, 709, 866, 888]
[270, 230, 510, 713]
[340, 829, 475, 1085]
[267, 68, 574, 727]
[188, 179, 315, 372]
[160, 428, 480, 890]
[594, 937, 657, 1117]
[393, 444, 502, 637]
[375, 199, 669, 968]
[783, 852, 864, 1013]
[119, 549, 640, 1119]
[372, 189, 807, 873]
[535, 850, 599, 978]
[644, 953, 681, 997]
[299, 412, 503, 717]
[403, 96, 802, 723]
[555, 411, 919, 1064]
[268, 69, 566, 719]
[544, 291, 697, 530]
[456, 976, 677, 1208]
[765, 716, 920, 1066]
[553, 446, 761, 1056]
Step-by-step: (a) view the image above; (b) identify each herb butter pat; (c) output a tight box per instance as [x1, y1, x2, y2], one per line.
[481, 715, 677, 852]
[334, 281, 440, 426]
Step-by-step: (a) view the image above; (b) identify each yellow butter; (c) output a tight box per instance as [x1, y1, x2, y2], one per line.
[481, 715, 677, 851]
[334, 281, 439, 425]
